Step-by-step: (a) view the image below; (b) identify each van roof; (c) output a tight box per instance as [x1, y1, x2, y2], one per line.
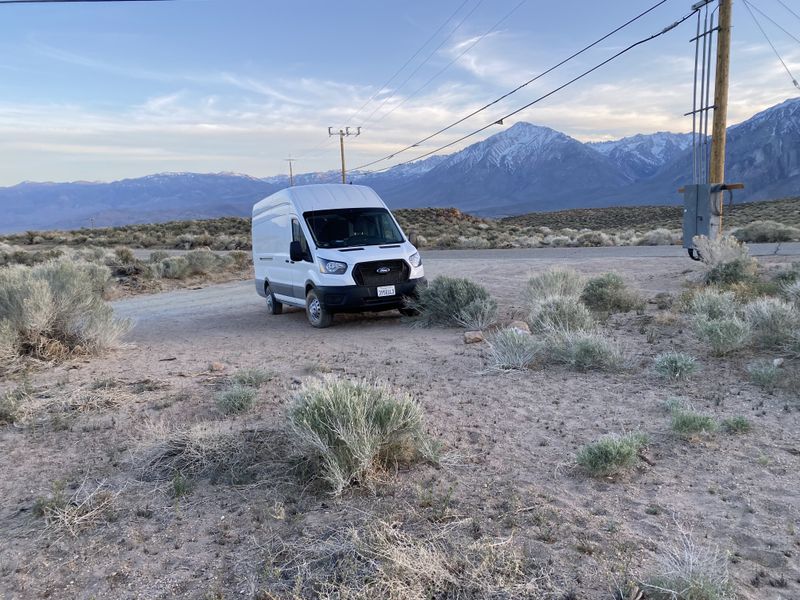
[253, 183, 386, 216]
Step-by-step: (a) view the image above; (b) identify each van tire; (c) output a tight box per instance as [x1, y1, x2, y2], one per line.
[265, 285, 283, 315]
[306, 289, 333, 328]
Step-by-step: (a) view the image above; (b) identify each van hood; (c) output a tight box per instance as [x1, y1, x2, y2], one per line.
[314, 240, 418, 264]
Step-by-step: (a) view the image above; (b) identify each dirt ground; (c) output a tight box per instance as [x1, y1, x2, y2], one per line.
[1, 251, 799, 599]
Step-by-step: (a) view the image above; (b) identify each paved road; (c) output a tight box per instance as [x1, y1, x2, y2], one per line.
[115, 243, 800, 341]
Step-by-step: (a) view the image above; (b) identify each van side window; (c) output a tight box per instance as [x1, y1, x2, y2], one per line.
[292, 218, 311, 261]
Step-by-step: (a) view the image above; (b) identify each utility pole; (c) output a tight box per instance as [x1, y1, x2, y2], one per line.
[285, 158, 297, 186]
[327, 127, 361, 183]
[709, 0, 732, 185]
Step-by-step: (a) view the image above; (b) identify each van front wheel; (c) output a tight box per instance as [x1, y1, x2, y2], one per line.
[306, 289, 333, 328]
[265, 284, 283, 315]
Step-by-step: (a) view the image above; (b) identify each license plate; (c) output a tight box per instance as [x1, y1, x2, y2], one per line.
[377, 285, 396, 297]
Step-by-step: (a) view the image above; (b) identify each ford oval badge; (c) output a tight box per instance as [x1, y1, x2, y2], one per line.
[376, 266, 391, 274]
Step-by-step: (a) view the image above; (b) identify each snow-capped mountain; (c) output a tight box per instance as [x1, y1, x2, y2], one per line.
[588, 132, 694, 180]
[0, 97, 797, 230]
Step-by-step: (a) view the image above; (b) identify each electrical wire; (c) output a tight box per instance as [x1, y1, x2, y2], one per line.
[368, 0, 527, 127]
[351, 0, 674, 172]
[775, 0, 800, 24]
[743, 0, 800, 89]
[358, 0, 486, 127]
[357, 8, 699, 175]
[745, 0, 800, 45]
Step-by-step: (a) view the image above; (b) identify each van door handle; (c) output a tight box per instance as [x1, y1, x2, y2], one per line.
[285, 260, 292, 263]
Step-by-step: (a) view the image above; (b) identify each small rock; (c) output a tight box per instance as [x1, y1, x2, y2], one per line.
[508, 320, 531, 334]
[773, 357, 784, 367]
[209, 362, 226, 372]
[464, 330, 484, 344]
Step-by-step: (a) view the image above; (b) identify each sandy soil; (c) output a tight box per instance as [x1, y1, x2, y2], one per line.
[1, 251, 798, 599]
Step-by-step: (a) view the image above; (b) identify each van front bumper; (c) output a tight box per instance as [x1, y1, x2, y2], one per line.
[315, 278, 426, 312]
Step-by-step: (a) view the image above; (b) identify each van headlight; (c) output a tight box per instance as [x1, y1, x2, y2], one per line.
[408, 251, 422, 268]
[319, 259, 347, 274]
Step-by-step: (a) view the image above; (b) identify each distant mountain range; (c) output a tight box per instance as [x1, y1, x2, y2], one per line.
[0, 97, 798, 232]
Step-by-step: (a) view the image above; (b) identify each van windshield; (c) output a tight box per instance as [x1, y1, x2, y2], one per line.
[303, 207, 404, 249]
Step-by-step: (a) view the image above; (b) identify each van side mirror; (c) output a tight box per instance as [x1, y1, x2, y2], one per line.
[289, 241, 304, 262]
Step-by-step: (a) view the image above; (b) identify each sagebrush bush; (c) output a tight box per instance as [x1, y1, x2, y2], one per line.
[0, 260, 130, 361]
[693, 316, 750, 356]
[528, 295, 595, 332]
[485, 328, 542, 370]
[287, 378, 436, 495]
[747, 360, 781, 391]
[654, 351, 698, 380]
[743, 297, 798, 348]
[670, 408, 718, 437]
[693, 235, 757, 284]
[687, 288, 738, 320]
[580, 273, 644, 313]
[576, 432, 648, 477]
[525, 269, 583, 300]
[636, 228, 677, 246]
[215, 384, 257, 414]
[185, 249, 218, 275]
[546, 329, 625, 371]
[783, 280, 800, 305]
[149, 250, 170, 263]
[160, 256, 190, 279]
[733, 220, 800, 243]
[408, 276, 496, 328]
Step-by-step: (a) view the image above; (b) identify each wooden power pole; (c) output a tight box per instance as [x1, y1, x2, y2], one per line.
[285, 158, 297, 186]
[327, 127, 361, 183]
[709, 0, 732, 184]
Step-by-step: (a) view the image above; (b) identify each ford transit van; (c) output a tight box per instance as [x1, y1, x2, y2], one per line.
[252, 184, 425, 327]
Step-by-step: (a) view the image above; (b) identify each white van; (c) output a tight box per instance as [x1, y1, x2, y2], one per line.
[251, 184, 425, 327]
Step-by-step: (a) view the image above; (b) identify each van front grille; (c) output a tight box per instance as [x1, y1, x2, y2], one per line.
[353, 260, 409, 287]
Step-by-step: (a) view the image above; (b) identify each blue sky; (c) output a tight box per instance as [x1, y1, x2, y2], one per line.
[0, 0, 797, 185]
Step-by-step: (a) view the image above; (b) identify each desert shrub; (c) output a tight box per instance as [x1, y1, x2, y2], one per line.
[525, 269, 583, 300]
[528, 295, 595, 332]
[747, 360, 781, 391]
[160, 256, 190, 279]
[783, 280, 800, 305]
[733, 220, 800, 243]
[114, 247, 136, 264]
[185, 249, 218, 275]
[670, 408, 718, 437]
[546, 329, 625, 372]
[687, 288, 738, 320]
[229, 250, 250, 270]
[654, 351, 698, 380]
[644, 532, 734, 600]
[0, 319, 19, 367]
[149, 250, 170, 263]
[576, 432, 648, 477]
[456, 236, 491, 249]
[0, 260, 130, 360]
[485, 328, 542, 370]
[693, 235, 757, 284]
[722, 416, 752, 434]
[408, 277, 496, 328]
[772, 261, 800, 284]
[215, 383, 257, 414]
[454, 296, 498, 330]
[580, 273, 644, 313]
[576, 231, 613, 247]
[743, 297, 798, 347]
[287, 378, 435, 495]
[230, 367, 274, 387]
[693, 316, 750, 356]
[637, 228, 677, 246]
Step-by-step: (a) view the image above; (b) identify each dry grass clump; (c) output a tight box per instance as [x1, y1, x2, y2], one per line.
[732, 220, 800, 243]
[576, 432, 648, 477]
[670, 407, 718, 438]
[454, 296, 498, 329]
[215, 383, 257, 414]
[33, 480, 119, 537]
[545, 329, 625, 372]
[687, 289, 737, 320]
[643, 531, 734, 600]
[525, 268, 584, 300]
[287, 378, 437, 495]
[580, 273, 644, 313]
[721, 416, 752, 434]
[528, 295, 595, 332]
[693, 316, 751, 356]
[485, 328, 542, 370]
[261, 518, 556, 599]
[693, 235, 757, 285]
[230, 367, 274, 387]
[654, 352, 698, 380]
[0, 259, 130, 365]
[743, 297, 798, 348]
[747, 360, 782, 391]
[407, 276, 497, 328]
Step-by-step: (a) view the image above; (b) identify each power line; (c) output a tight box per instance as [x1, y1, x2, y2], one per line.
[358, 0, 486, 127]
[352, 0, 673, 172]
[775, 0, 800, 24]
[745, 0, 800, 46]
[345, 0, 470, 124]
[743, 0, 800, 89]
[357, 8, 699, 175]
[370, 0, 527, 127]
